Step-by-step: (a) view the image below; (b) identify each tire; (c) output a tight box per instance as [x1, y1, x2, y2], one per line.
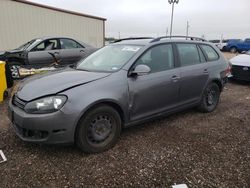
[3, 90, 8, 100]
[230, 47, 237, 53]
[5, 63, 13, 88]
[8, 62, 21, 79]
[198, 83, 221, 113]
[76, 105, 122, 153]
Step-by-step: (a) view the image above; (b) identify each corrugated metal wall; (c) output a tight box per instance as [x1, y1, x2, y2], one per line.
[0, 0, 105, 51]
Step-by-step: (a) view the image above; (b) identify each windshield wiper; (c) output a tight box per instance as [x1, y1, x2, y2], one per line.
[76, 67, 91, 72]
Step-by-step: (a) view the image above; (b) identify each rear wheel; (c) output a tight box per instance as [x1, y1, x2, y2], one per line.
[198, 83, 221, 113]
[230, 47, 237, 53]
[76, 105, 121, 153]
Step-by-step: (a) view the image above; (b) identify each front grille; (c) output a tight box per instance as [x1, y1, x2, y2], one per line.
[12, 95, 26, 110]
[232, 65, 250, 81]
[15, 123, 49, 139]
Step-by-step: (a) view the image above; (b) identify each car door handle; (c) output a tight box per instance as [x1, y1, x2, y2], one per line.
[80, 50, 85, 53]
[53, 52, 59, 55]
[172, 75, 180, 82]
[203, 69, 209, 74]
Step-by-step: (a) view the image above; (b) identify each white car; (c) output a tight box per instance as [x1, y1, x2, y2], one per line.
[210, 39, 228, 51]
[229, 51, 250, 81]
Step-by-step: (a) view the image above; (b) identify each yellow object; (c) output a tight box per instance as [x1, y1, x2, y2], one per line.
[0, 61, 7, 102]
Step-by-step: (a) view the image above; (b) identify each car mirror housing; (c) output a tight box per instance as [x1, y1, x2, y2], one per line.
[130, 64, 151, 76]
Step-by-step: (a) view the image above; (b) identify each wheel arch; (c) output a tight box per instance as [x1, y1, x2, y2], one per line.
[210, 79, 223, 91]
[74, 99, 126, 141]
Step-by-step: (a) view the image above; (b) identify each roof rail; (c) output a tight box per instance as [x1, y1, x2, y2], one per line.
[150, 36, 207, 43]
[113, 37, 154, 43]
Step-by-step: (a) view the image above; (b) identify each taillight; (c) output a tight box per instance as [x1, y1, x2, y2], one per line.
[225, 62, 232, 77]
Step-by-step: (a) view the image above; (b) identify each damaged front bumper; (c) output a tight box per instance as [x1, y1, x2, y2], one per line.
[8, 100, 77, 145]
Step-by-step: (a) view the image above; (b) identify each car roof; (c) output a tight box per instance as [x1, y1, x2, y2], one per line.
[35, 36, 76, 40]
[31, 37, 92, 47]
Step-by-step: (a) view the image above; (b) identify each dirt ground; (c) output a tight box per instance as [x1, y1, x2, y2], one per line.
[1, 53, 250, 187]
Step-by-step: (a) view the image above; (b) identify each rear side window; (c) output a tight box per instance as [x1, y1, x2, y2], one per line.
[197, 46, 206, 63]
[176, 43, 201, 66]
[60, 39, 83, 49]
[200, 45, 219, 61]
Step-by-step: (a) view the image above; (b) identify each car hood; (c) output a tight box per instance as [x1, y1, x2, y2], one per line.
[0, 49, 24, 56]
[6, 49, 24, 53]
[16, 68, 111, 101]
[230, 54, 250, 67]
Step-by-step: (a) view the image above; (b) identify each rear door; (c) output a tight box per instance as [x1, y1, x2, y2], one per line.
[176, 43, 209, 105]
[128, 44, 181, 121]
[59, 38, 86, 65]
[28, 39, 60, 66]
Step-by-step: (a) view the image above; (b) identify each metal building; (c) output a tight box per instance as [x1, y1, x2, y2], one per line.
[0, 0, 106, 51]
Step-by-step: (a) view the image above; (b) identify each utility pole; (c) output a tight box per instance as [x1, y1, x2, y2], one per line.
[186, 21, 190, 39]
[168, 0, 179, 38]
[166, 27, 168, 36]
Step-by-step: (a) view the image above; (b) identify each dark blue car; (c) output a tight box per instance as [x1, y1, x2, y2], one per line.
[225, 38, 250, 53]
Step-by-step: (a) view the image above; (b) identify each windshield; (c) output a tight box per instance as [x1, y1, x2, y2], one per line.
[77, 45, 142, 72]
[15, 39, 37, 50]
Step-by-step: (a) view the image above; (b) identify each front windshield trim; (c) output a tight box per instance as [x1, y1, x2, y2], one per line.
[16, 39, 37, 50]
[76, 44, 144, 73]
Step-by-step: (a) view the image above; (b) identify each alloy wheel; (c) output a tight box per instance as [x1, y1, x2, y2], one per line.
[10, 65, 20, 79]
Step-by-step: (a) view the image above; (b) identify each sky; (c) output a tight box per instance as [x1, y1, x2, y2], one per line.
[28, 0, 250, 40]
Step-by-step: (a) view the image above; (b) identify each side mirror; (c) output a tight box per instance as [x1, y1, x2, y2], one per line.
[130, 64, 151, 76]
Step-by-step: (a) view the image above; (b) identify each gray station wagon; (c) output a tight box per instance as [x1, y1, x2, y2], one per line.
[8, 36, 230, 153]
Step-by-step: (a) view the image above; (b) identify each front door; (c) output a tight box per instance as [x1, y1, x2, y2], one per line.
[28, 39, 60, 67]
[128, 44, 180, 121]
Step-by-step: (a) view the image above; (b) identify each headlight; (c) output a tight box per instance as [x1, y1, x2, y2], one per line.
[24, 95, 67, 114]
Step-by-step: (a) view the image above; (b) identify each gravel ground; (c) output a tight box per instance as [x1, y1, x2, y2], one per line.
[1, 53, 250, 187]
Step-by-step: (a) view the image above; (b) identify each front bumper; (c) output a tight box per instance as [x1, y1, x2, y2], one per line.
[8, 101, 77, 144]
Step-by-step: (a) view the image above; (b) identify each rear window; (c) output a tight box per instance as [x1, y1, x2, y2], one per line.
[200, 45, 219, 61]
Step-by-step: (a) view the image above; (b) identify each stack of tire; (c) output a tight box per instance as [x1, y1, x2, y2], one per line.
[5, 63, 13, 88]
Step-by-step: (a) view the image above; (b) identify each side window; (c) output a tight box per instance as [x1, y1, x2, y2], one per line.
[197, 46, 206, 63]
[32, 39, 59, 51]
[134, 44, 174, 73]
[200, 45, 219, 61]
[245, 39, 250, 43]
[176, 43, 201, 66]
[60, 39, 83, 49]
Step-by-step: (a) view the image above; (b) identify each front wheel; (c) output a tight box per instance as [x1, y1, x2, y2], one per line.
[76, 105, 122, 153]
[198, 83, 221, 113]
